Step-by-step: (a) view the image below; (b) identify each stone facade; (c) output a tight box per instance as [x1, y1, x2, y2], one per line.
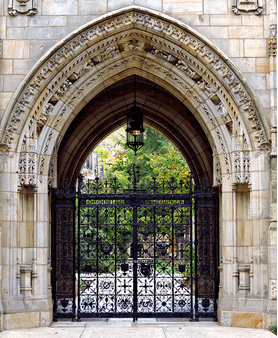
[0, 0, 276, 331]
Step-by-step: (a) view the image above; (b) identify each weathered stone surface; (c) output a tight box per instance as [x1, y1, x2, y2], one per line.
[13, 60, 37, 75]
[229, 26, 264, 39]
[3, 312, 39, 330]
[29, 16, 68, 27]
[2, 40, 29, 58]
[229, 39, 244, 57]
[3, 75, 25, 92]
[0, 17, 6, 39]
[0, 59, 12, 75]
[204, 0, 227, 14]
[42, 0, 78, 15]
[196, 26, 228, 39]
[30, 40, 58, 59]
[245, 39, 267, 57]
[163, 0, 202, 13]
[108, 0, 133, 11]
[231, 312, 263, 329]
[79, 0, 107, 15]
[7, 28, 54, 40]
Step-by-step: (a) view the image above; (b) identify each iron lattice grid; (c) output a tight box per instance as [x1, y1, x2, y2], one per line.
[53, 172, 218, 321]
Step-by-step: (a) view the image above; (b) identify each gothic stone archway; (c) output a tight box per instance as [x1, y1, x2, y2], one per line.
[0, 6, 272, 330]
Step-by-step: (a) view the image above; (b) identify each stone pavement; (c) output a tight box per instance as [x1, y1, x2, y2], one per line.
[0, 320, 275, 338]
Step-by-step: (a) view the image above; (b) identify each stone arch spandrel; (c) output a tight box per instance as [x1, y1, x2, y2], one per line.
[0, 6, 271, 191]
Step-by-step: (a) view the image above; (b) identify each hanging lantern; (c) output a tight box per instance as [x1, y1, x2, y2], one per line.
[126, 76, 144, 155]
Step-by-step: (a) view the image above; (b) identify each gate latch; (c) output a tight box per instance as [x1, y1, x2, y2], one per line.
[141, 263, 150, 276]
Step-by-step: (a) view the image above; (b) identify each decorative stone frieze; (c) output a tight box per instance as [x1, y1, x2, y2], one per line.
[232, 0, 263, 15]
[8, 0, 37, 16]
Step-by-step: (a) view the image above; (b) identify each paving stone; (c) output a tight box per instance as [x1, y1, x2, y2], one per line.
[0, 322, 275, 337]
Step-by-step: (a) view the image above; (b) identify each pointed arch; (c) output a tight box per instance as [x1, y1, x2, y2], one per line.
[0, 5, 270, 190]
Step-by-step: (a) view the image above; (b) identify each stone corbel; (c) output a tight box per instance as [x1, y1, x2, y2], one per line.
[232, 0, 263, 15]
[8, 0, 37, 16]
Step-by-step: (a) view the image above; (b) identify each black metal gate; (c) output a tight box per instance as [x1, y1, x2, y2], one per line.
[53, 168, 218, 321]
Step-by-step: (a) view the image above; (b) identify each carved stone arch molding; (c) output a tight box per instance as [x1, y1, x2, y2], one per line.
[0, 5, 270, 191]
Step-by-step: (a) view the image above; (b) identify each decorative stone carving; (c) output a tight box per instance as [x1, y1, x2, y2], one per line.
[1, 9, 269, 155]
[175, 60, 197, 79]
[232, 151, 251, 189]
[53, 105, 68, 128]
[151, 48, 174, 62]
[38, 103, 54, 129]
[268, 25, 277, 57]
[215, 128, 230, 174]
[48, 156, 57, 188]
[122, 39, 145, 52]
[232, 0, 263, 15]
[8, 0, 37, 16]
[92, 46, 120, 64]
[197, 79, 215, 94]
[269, 37, 277, 57]
[76, 60, 94, 78]
[202, 105, 217, 127]
[214, 156, 222, 187]
[18, 150, 38, 191]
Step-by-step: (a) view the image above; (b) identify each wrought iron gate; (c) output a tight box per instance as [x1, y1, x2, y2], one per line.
[53, 169, 218, 321]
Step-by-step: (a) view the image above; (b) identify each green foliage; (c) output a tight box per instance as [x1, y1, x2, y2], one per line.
[270, 324, 277, 335]
[95, 126, 190, 185]
[78, 127, 193, 275]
